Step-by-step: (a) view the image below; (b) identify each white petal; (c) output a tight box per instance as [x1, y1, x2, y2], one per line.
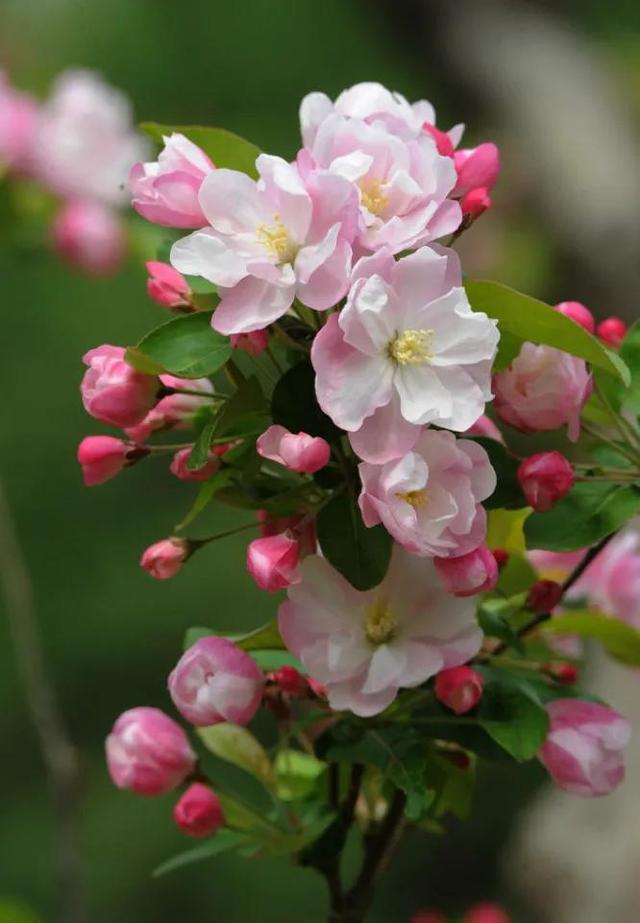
[171, 229, 247, 287]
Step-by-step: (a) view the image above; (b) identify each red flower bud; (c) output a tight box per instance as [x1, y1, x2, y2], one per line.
[434, 665, 484, 715]
[597, 316, 627, 349]
[517, 451, 574, 512]
[173, 783, 224, 838]
[268, 665, 308, 697]
[545, 662, 579, 685]
[527, 579, 563, 614]
[461, 186, 491, 219]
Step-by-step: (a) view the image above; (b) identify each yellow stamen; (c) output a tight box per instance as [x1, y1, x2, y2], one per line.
[396, 488, 429, 509]
[359, 177, 389, 217]
[364, 595, 397, 646]
[388, 329, 433, 365]
[256, 215, 298, 264]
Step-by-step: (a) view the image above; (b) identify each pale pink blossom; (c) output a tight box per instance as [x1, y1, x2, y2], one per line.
[493, 343, 592, 442]
[106, 706, 195, 796]
[453, 143, 500, 197]
[434, 546, 498, 596]
[312, 246, 499, 463]
[170, 447, 219, 481]
[246, 533, 301, 592]
[124, 373, 214, 442]
[171, 154, 358, 334]
[359, 429, 495, 557]
[279, 548, 482, 717]
[434, 665, 484, 714]
[77, 435, 141, 486]
[230, 330, 269, 356]
[169, 636, 264, 726]
[464, 414, 503, 442]
[555, 300, 595, 334]
[34, 69, 146, 206]
[140, 537, 188, 580]
[0, 71, 39, 172]
[130, 133, 214, 228]
[257, 425, 330, 474]
[53, 200, 125, 276]
[174, 783, 224, 838]
[146, 261, 191, 308]
[538, 699, 631, 796]
[81, 345, 158, 428]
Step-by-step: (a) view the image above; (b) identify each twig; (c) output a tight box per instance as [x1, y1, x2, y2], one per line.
[0, 476, 86, 923]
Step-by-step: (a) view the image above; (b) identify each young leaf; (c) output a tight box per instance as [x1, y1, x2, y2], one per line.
[487, 508, 530, 555]
[317, 491, 392, 591]
[274, 749, 326, 801]
[545, 610, 640, 667]
[470, 437, 525, 510]
[126, 311, 231, 379]
[140, 123, 260, 178]
[152, 830, 251, 878]
[465, 280, 630, 383]
[197, 725, 276, 790]
[271, 362, 341, 443]
[478, 679, 549, 761]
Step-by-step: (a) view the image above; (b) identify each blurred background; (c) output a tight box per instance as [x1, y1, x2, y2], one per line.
[1, 1, 639, 921]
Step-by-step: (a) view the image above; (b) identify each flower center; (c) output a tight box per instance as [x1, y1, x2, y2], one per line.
[256, 215, 298, 264]
[388, 329, 433, 365]
[364, 595, 397, 646]
[359, 177, 389, 217]
[395, 488, 429, 509]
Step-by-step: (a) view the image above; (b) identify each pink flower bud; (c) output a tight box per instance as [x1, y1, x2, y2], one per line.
[230, 330, 269, 357]
[453, 142, 500, 197]
[461, 186, 491, 219]
[464, 903, 510, 923]
[434, 546, 498, 597]
[146, 261, 191, 308]
[527, 579, 563, 614]
[517, 451, 574, 512]
[169, 636, 264, 726]
[81, 345, 158, 428]
[140, 537, 188, 580]
[169, 447, 219, 482]
[129, 132, 214, 228]
[538, 699, 631, 796]
[125, 373, 214, 442]
[422, 122, 455, 157]
[256, 425, 331, 474]
[0, 72, 39, 172]
[105, 706, 195, 796]
[246, 533, 301, 592]
[555, 301, 595, 334]
[434, 665, 484, 715]
[464, 414, 503, 442]
[597, 316, 627, 349]
[268, 665, 308, 697]
[545, 662, 579, 685]
[173, 782, 224, 838]
[53, 200, 125, 276]
[77, 435, 142, 486]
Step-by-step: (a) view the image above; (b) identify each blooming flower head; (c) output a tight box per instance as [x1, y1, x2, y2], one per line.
[279, 547, 482, 717]
[359, 429, 495, 557]
[170, 153, 358, 334]
[312, 246, 499, 463]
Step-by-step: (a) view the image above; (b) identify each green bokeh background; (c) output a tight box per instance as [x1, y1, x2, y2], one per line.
[1, 2, 639, 921]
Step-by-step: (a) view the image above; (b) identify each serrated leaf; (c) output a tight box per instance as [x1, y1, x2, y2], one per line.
[198, 725, 276, 790]
[317, 491, 392, 591]
[545, 610, 640, 666]
[141, 123, 260, 178]
[126, 311, 231, 379]
[152, 830, 250, 878]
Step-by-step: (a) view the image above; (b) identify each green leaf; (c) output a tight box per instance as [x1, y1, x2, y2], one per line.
[214, 376, 266, 437]
[249, 649, 303, 671]
[465, 280, 630, 383]
[274, 749, 326, 801]
[423, 751, 475, 821]
[487, 508, 530, 554]
[545, 610, 640, 667]
[140, 123, 260, 178]
[471, 437, 524, 510]
[175, 468, 236, 530]
[478, 679, 549, 761]
[388, 756, 435, 822]
[183, 620, 285, 653]
[525, 482, 640, 551]
[126, 311, 231, 379]
[198, 725, 276, 789]
[478, 600, 522, 650]
[271, 362, 341, 443]
[317, 491, 392, 591]
[600, 321, 640, 415]
[152, 830, 251, 878]
[187, 420, 217, 471]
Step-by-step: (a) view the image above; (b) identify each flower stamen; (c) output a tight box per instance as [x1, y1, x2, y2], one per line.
[359, 177, 389, 217]
[396, 488, 429, 509]
[256, 215, 298, 264]
[364, 595, 397, 646]
[388, 329, 434, 365]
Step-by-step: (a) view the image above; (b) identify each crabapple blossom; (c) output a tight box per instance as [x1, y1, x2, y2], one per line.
[0, 71, 39, 172]
[168, 636, 264, 726]
[464, 414, 503, 442]
[170, 447, 219, 482]
[246, 533, 301, 592]
[124, 373, 214, 442]
[130, 133, 214, 228]
[77, 435, 144, 486]
[256, 425, 330, 474]
[279, 548, 482, 717]
[256, 510, 317, 558]
[53, 200, 125, 276]
[538, 699, 631, 796]
[453, 143, 500, 198]
[34, 69, 146, 206]
[434, 546, 499, 596]
[140, 537, 188, 580]
[555, 300, 595, 334]
[105, 706, 195, 796]
[174, 783, 224, 838]
[146, 261, 191, 308]
[171, 154, 358, 334]
[517, 451, 574, 511]
[81, 345, 158, 428]
[434, 665, 484, 714]
[597, 316, 627, 349]
[230, 330, 269, 356]
[493, 343, 592, 441]
[358, 429, 496, 557]
[461, 187, 491, 220]
[312, 246, 499, 463]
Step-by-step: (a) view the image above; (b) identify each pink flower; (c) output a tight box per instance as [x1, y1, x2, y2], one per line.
[555, 300, 595, 334]
[169, 636, 264, 726]
[538, 699, 631, 796]
[574, 532, 640, 629]
[493, 343, 592, 442]
[53, 200, 125, 276]
[359, 429, 495, 557]
[304, 114, 460, 253]
[105, 706, 195, 796]
[170, 447, 219, 482]
[146, 261, 191, 308]
[434, 665, 484, 714]
[140, 537, 188, 580]
[246, 533, 301, 592]
[77, 435, 140, 486]
[453, 143, 500, 197]
[0, 71, 39, 172]
[597, 316, 627, 349]
[517, 451, 574, 511]
[173, 783, 224, 838]
[124, 373, 214, 442]
[130, 133, 214, 228]
[81, 345, 158, 428]
[464, 904, 510, 923]
[464, 414, 503, 442]
[312, 247, 499, 464]
[257, 425, 330, 474]
[279, 548, 482, 717]
[34, 69, 147, 206]
[230, 330, 269, 356]
[256, 511, 317, 558]
[171, 154, 358, 334]
[434, 546, 499, 597]
[461, 186, 491, 220]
